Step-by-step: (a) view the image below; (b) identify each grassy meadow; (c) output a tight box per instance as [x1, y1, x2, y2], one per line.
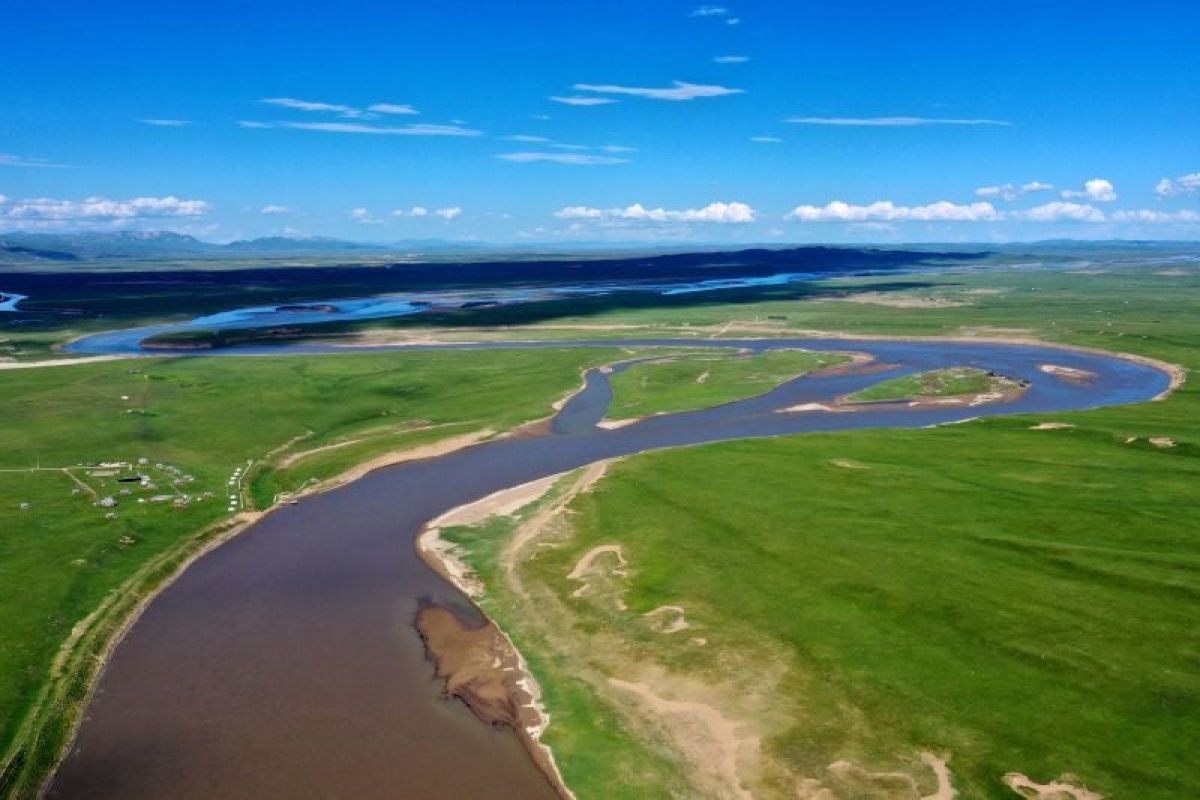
[607, 349, 848, 420]
[435, 260, 1200, 798]
[847, 366, 1015, 402]
[0, 346, 643, 795]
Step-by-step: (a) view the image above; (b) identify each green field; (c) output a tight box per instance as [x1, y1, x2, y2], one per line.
[848, 366, 1017, 403]
[1, 253, 1198, 797]
[607, 349, 848, 420]
[0, 346, 652, 795]
[432, 260, 1200, 799]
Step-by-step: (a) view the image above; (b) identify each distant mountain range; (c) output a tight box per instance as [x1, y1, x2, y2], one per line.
[0, 231, 404, 262]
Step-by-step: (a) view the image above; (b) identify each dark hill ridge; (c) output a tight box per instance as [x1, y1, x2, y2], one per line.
[0, 245, 986, 319]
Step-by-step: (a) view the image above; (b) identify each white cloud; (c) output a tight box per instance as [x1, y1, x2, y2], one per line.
[497, 152, 630, 165]
[551, 143, 589, 151]
[367, 103, 419, 115]
[393, 206, 429, 217]
[555, 201, 756, 224]
[750, 136, 782, 143]
[549, 95, 618, 106]
[237, 120, 272, 129]
[435, 207, 462, 220]
[140, 119, 191, 127]
[1061, 178, 1117, 202]
[0, 154, 72, 168]
[601, 145, 637, 153]
[787, 116, 1010, 127]
[976, 181, 1056, 201]
[260, 204, 290, 214]
[574, 81, 743, 102]
[1016, 202, 1106, 223]
[727, 17, 741, 25]
[975, 184, 1019, 201]
[263, 97, 359, 115]
[506, 134, 551, 143]
[280, 122, 482, 136]
[1155, 172, 1200, 198]
[785, 200, 1001, 222]
[713, 55, 749, 64]
[1, 195, 211, 220]
[1111, 209, 1200, 224]
[349, 207, 383, 224]
[0, 195, 9, 204]
[690, 5, 729, 16]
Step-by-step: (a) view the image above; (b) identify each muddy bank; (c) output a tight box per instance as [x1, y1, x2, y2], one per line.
[416, 602, 573, 800]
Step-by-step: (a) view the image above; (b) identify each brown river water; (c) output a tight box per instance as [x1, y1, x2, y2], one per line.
[46, 338, 1170, 799]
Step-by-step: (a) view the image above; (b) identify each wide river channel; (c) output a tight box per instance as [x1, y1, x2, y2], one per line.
[47, 335, 1170, 799]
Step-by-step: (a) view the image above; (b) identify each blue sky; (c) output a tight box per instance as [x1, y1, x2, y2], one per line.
[2, 1, 1199, 244]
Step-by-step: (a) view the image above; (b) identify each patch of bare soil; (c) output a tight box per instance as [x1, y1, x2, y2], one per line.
[1030, 422, 1076, 430]
[415, 602, 573, 800]
[0, 354, 133, 370]
[608, 674, 762, 800]
[1038, 364, 1098, 386]
[642, 605, 690, 634]
[831, 459, 871, 469]
[1149, 437, 1177, 448]
[1002, 772, 1103, 800]
[275, 422, 444, 468]
[832, 292, 969, 309]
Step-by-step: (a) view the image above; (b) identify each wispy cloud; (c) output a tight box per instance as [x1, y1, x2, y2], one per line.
[280, 121, 482, 136]
[786, 200, 1001, 222]
[435, 207, 462, 220]
[1111, 208, 1200, 223]
[260, 204, 290, 214]
[1016, 202, 1106, 222]
[1, 195, 211, 220]
[690, 5, 729, 17]
[550, 96, 618, 106]
[261, 97, 421, 119]
[1156, 172, 1200, 198]
[787, 116, 1010, 127]
[574, 81, 743, 102]
[140, 118, 191, 127]
[0, 154, 73, 169]
[556, 201, 756, 223]
[750, 136, 782, 143]
[263, 97, 359, 115]
[713, 55, 750, 64]
[975, 181, 1054, 201]
[367, 103, 419, 115]
[393, 206, 428, 217]
[497, 152, 630, 165]
[237, 120, 272, 129]
[1061, 178, 1117, 202]
[506, 134, 551, 143]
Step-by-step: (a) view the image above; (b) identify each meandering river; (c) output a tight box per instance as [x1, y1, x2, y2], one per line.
[47, 335, 1170, 799]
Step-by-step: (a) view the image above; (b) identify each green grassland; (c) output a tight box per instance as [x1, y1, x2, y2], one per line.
[607, 349, 849, 420]
[848, 366, 1015, 402]
[0, 346, 651, 795]
[1, 254, 1198, 797]
[433, 261, 1200, 798]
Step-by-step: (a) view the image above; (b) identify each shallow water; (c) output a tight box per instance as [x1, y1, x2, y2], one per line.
[48, 337, 1168, 799]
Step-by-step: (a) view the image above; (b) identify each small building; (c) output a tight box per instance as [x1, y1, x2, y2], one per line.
[96, 496, 118, 508]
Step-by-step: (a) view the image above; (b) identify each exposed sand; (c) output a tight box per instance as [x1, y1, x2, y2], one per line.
[833, 292, 968, 309]
[608, 675, 760, 800]
[642, 605, 690, 634]
[1039, 364, 1098, 386]
[696, 369, 711, 384]
[0, 355, 133, 370]
[415, 603, 575, 800]
[1149, 437, 1177, 448]
[824, 752, 956, 799]
[1030, 422, 1076, 430]
[1003, 773, 1103, 800]
[831, 458, 871, 469]
[430, 474, 562, 529]
[286, 429, 494, 501]
[275, 422, 446, 469]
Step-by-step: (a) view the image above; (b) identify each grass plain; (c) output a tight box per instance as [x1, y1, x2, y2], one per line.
[434, 259, 1200, 799]
[1, 252, 1198, 798]
[0, 346, 648, 795]
[607, 349, 848, 420]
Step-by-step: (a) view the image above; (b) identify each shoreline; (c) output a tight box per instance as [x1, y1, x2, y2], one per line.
[3, 425, 512, 798]
[8, 331, 1183, 796]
